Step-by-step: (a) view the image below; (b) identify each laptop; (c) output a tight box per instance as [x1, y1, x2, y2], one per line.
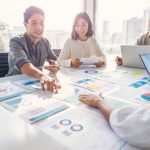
[139, 53, 150, 75]
[121, 45, 150, 68]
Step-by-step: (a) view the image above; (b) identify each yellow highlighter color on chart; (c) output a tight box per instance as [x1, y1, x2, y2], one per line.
[131, 72, 143, 75]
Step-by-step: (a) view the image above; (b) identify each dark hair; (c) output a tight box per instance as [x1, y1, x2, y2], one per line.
[71, 12, 93, 40]
[24, 6, 44, 23]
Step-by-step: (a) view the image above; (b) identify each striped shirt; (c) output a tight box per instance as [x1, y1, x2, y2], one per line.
[7, 33, 57, 76]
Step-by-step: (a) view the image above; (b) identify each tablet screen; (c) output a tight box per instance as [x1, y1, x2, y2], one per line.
[140, 53, 150, 75]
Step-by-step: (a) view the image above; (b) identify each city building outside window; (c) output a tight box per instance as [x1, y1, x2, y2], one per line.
[96, 0, 150, 56]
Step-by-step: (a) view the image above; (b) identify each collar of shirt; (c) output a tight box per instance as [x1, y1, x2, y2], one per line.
[24, 32, 42, 47]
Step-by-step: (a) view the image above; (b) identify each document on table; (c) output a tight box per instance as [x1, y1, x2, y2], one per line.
[38, 108, 126, 150]
[0, 82, 30, 101]
[105, 79, 150, 106]
[80, 57, 102, 65]
[53, 84, 94, 105]
[72, 78, 118, 94]
[14, 94, 69, 124]
[94, 69, 145, 86]
[1, 96, 23, 112]
[14, 78, 41, 91]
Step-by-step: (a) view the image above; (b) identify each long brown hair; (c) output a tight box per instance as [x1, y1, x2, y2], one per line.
[71, 12, 93, 40]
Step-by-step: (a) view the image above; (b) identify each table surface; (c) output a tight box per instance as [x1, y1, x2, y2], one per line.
[0, 60, 146, 150]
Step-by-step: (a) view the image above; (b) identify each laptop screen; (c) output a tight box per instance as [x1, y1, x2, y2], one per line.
[139, 53, 150, 75]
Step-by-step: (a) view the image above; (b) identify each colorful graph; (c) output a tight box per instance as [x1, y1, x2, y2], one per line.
[142, 77, 149, 81]
[141, 93, 150, 101]
[130, 81, 148, 88]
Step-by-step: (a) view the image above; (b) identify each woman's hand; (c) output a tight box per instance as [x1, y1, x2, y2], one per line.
[71, 58, 82, 68]
[94, 60, 105, 67]
[80, 94, 113, 120]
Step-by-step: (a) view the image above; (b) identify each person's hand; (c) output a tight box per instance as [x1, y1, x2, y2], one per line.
[115, 56, 122, 66]
[40, 74, 60, 92]
[94, 60, 105, 67]
[71, 58, 82, 68]
[44, 60, 59, 73]
[79, 94, 104, 107]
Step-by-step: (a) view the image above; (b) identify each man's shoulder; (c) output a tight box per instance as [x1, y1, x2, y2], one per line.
[10, 34, 26, 43]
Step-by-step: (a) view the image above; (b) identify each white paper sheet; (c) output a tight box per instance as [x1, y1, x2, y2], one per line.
[39, 108, 126, 150]
[14, 94, 69, 124]
[94, 69, 145, 85]
[0, 82, 30, 101]
[72, 77, 118, 94]
[81, 57, 102, 65]
[0, 96, 23, 112]
[14, 78, 41, 91]
[105, 81, 150, 106]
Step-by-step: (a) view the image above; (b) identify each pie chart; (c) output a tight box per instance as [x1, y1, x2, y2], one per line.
[141, 93, 150, 101]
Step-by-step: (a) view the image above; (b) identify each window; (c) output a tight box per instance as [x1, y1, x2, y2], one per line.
[0, 0, 83, 52]
[96, 0, 150, 55]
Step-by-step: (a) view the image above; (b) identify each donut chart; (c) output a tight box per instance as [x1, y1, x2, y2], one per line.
[141, 93, 150, 101]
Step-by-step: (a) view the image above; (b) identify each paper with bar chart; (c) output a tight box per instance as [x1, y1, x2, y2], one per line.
[0, 82, 30, 101]
[14, 93, 69, 124]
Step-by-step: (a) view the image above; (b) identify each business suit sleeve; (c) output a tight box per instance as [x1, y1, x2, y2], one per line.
[9, 37, 30, 71]
[109, 106, 150, 149]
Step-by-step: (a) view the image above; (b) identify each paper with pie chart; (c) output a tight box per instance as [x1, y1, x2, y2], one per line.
[105, 82, 150, 105]
[39, 109, 125, 150]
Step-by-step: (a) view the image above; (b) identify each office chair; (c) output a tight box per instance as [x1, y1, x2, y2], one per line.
[0, 52, 9, 77]
[52, 49, 61, 57]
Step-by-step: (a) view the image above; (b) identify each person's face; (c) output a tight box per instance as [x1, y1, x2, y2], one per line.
[24, 13, 44, 42]
[75, 18, 88, 39]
